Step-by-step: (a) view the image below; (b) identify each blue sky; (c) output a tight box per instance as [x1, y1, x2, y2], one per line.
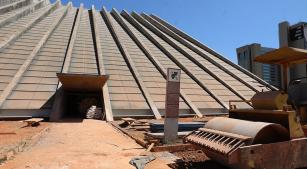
[51, 0, 307, 63]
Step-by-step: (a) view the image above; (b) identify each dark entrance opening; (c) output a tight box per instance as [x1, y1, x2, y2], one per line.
[65, 91, 103, 118]
[50, 73, 108, 121]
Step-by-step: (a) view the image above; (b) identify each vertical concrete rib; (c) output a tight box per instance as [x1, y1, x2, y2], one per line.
[89, 6, 101, 75]
[0, 2, 71, 108]
[131, 12, 251, 106]
[101, 7, 162, 119]
[52, 5, 80, 119]
[61, 4, 82, 74]
[142, 14, 259, 93]
[92, 6, 113, 121]
[0, 0, 32, 15]
[121, 11, 228, 109]
[112, 9, 202, 117]
[0, 0, 49, 29]
[0, 0, 61, 51]
[150, 14, 277, 91]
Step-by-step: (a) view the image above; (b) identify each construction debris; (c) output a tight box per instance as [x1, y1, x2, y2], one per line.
[79, 98, 98, 116]
[146, 143, 154, 152]
[22, 118, 43, 127]
[171, 150, 227, 169]
[146, 131, 192, 139]
[149, 122, 205, 133]
[152, 144, 196, 153]
[86, 106, 102, 119]
[129, 155, 156, 169]
[119, 118, 149, 129]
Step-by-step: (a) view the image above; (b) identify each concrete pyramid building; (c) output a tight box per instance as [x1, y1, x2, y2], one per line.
[0, 0, 276, 121]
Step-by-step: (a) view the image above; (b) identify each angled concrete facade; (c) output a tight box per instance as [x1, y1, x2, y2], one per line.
[0, 0, 276, 120]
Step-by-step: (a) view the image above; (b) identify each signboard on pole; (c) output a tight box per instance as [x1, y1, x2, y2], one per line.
[164, 68, 181, 144]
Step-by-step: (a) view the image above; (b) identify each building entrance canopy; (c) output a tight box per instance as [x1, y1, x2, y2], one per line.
[57, 73, 109, 92]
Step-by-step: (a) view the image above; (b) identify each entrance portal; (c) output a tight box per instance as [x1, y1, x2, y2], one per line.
[50, 73, 108, 121]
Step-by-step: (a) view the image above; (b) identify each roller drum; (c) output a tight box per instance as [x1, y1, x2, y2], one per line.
[185, 117, 290, 166]
[251, 91, 288, 110]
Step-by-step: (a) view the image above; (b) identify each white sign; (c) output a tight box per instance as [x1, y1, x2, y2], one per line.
[167, 68, 181, 82]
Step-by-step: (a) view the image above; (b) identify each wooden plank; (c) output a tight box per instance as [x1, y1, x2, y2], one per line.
[23, 117, 43, 123]
[92, 6, 114, 121]
[146, 143, 154, 152]
[132, 12, 251, 107]
[150, 14, 277, 91]
[102, 7, 161, 119]
[147, 131, 192, 139]
[112, 9, 203, 117]
[152, 143, 195, 152]
[0, 3, 71, 108]
[0, 0, 49, 29]
[0, 0, 61, 52]
[121, 11, 228, 109]
[143, 14, 259, 93]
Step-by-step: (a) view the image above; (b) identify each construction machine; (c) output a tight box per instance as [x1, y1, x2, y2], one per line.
[185, 47, 307, 169]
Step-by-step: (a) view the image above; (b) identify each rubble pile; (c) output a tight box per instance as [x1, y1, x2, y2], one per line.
[86, 106, 102, 119]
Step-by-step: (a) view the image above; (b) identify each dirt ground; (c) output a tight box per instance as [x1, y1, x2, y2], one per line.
[0, 121, 49, 148]
[171, 150, 228, 169]
[0, 119, 230, 169]
[0, 119, 148, 169]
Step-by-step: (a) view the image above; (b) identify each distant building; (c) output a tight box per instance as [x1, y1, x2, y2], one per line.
[236, 43, 281, 88]
[279, 22, 307, 81]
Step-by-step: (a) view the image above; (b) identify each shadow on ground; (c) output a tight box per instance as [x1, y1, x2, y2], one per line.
[52, 118, 84, 123]
[169, 150, 229, 169]
[168, 160, 229, 169]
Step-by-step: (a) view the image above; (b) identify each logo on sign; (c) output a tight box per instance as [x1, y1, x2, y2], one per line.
[168, 68, 181, 82]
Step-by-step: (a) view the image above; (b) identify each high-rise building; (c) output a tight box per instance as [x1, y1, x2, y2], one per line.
[236, 43, 281, 88]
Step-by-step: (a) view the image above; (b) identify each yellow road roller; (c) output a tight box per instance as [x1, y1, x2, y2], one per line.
[185, 47, 307, 169]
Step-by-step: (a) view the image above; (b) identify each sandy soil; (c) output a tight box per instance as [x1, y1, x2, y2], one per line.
[0, 121, 49, 147]
[0, 119, 146, 169]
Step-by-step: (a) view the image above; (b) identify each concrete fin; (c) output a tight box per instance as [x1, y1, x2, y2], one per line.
[0, 0, 32, 15]
[113, 9, 202, 117]
[150, 14, 277, 91]
[61, 4, 83, 74]
[0, 0, 49, 29]
[143, 14, 259, 93]
[0, 2, 72, 108]
[0, 0, 62, 52]
[137, 13, 251, 106]
[91, 6, 114, 121]
[123, 11, 228, 109]
[102, 8, 161, 119]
